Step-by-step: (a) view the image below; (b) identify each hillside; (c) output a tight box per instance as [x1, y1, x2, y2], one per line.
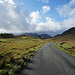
[22, 33, 39, 37]
[16, 35, 29, 38]
[61, 27, 75, 36]
[40, 34, 51, 39]
[22, 33, 51, 39]
[51, 27, 75, 41]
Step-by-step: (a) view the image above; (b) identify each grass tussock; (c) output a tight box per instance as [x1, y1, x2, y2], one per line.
[0, 36, 46, 75]
[55, 41, 75, 56]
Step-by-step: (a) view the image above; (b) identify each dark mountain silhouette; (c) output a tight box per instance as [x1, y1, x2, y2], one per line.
[22, 33, 51, 39]
[54, 27, 75, 37]
[52, 27, 75, 41]
[16, 35, 29, 38]
[54, 34, 61, 37]
[40, 34, 51, 38]
[61, 27, 75, 36]
[15, 27, 75, 39]
[22, 33, 39, 37]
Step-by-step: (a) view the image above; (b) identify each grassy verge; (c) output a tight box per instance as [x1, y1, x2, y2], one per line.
[55, 42, 75, 56]
[0, 37, 46, 75]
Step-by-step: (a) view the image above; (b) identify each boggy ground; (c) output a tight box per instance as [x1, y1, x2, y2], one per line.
[0, 36, 46, 75]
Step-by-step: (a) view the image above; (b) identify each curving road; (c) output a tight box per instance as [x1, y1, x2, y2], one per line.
[20, 43, 75, 75]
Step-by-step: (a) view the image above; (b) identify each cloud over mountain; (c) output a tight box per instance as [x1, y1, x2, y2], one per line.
[0, 0, 75, 34]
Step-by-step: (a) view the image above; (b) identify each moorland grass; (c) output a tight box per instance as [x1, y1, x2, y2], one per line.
[0, 36, 46, 75]
[55, 42, 75, 56]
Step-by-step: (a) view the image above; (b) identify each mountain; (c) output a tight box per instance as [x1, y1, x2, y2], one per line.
[54, 34, 61, 37]
[16, 35, 29, 37]
[54, 27, 75, 37]
[37, 30, 64, 37]
[61, 27, 75, 36]
[22, 33, 39, 37]
[40, 34, 51, 38]
[22, 33, 51, 39]
[52, 27, 75, 41]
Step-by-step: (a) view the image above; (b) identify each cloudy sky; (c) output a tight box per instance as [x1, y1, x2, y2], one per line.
[0, 0, 75, 35]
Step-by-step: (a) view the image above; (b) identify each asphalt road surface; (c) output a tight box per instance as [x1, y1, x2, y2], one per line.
[20, 43, 75, 75]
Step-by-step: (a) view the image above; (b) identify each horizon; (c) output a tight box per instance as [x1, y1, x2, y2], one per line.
[0, 26, 74, 37]
[0, 0, 75, 35]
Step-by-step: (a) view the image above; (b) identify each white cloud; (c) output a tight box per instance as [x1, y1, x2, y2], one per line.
[62, 17, 75, 29]
[42, 0, 49, 3]
[42, 6, 50, 13]
[57, 0, 75, 18]
[0, 0, 61, 34]
[0, 0, 75, 35]
[36, 17, 62, 32]
[0, 0, 36, 33]
[36, 0, 75, 32]
[56, 0, 75, 29]
[0, 0, 4, 3]
[6, 0, 15, 5]
[0, 0, 15, 5]
[37, 0, 49, 3]
[30, 11, 41, 24]
[69, 0, 75, 6]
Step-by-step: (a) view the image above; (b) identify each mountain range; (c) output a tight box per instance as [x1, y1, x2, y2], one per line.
[16, 27, 75, 39]
[22, 33, 51, 39]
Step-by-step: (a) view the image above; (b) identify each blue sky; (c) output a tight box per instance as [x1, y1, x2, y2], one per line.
[0, 0, 75, 35]
[14, 0, 70, 22]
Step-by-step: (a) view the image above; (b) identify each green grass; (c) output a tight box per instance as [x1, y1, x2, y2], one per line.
[0, 35, 75, 75]
[0, 36, 47, 75]
[51, 34, 75, 42]
[55, 42, 75, 56]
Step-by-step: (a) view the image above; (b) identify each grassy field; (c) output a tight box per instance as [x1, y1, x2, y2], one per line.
[0, 34, 75, 75]
[55, 41, 75, 56]
[0, 36, 47, 75]
[50, 34, 75, 42]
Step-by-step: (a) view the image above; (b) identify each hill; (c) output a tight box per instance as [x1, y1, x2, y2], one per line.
[22, 33, 51, 39]
[22, 33, 39, 37]
[51, 27, 75, 41]
[40, 34, 51, 39]
[54, 34, 61, 37]
[61, 27, 75, 36]
[16, 35, 29, 38]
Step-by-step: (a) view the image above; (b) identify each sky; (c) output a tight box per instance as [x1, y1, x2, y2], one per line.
[0, 0, 75, 35]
